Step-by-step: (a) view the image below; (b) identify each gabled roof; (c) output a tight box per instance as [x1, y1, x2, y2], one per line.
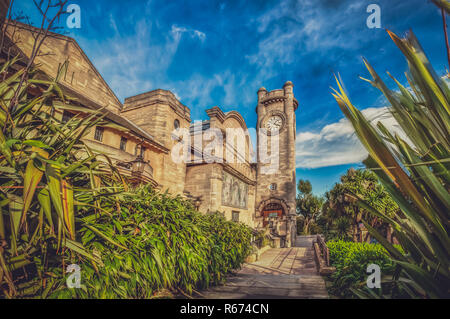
[60, 84, 169, 153]
[4, 20, 123, 113]
[3, 20, 168, 153]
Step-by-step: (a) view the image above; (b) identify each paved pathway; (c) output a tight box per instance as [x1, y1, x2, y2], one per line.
[201, 236, 329, 299]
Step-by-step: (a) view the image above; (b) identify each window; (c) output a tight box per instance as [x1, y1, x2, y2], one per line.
[134, 145, 146, 156]
[174, 119, 180, 130]
[62, 110, 74, 123]
[269, 183, 277, 191]
[94, 127, 104, 142]
[120, 137, 127, 151]
[232, 211, 240, 223]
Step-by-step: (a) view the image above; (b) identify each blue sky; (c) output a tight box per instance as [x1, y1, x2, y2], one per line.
[13, 0, 447, 195]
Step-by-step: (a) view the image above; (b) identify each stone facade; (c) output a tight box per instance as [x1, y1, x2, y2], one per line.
[255, 83, 299, 247]
[121, 90, 191, 194]
[4, 22, 122, 114]
[3, 21, 299, 246]
[184, 107, 258, 228]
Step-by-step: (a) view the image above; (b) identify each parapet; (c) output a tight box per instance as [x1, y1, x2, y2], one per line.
[257, 82, 298, 110]
[123, 89, 191, 122]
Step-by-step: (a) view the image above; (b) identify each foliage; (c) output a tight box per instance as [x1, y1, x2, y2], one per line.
[297, 180, 312, 195]
[334, 216, 352, 241]
[296, 216, 322, 236]
[0, 59, 112, 297]
[432, 0, 450, 14]
[321, 169, 399, 242]
[254, 229, 271, 248]
[47, 187, 252, 299]
[296, 179, 324, 235]
[327, 240, 397, 298]
[332, 29, 450, 298]
[0, 60, 252, 298]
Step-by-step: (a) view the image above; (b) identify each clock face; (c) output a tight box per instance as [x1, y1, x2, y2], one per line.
[266, 116, 283, 131]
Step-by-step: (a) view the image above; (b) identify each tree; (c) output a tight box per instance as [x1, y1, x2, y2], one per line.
[296, 179, 324, 235]
[321, 169, 399, 242]
[297, 179, 312, 195]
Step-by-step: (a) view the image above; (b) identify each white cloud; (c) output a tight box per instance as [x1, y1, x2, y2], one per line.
[296, 107, 403, 168]
[80, 17, 184, 100]
[75, 0, 384, 123]
[78, 16, 209, 105]
[246, 0, 369, 79]
[171, 25, 206, 42]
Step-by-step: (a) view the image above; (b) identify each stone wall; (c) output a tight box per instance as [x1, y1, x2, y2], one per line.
[122, 89, 191, 195]
[185, 163, 256, 228]
[53, 109, 164, 186]
[5, 23, 123, 114]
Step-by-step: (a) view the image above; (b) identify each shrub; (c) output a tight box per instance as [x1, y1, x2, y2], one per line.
[296, 216, 305, 235]
[28, 186, 252, 299]
[308, 222, 322, 235]
[0, 60, 252, 299]
[254, 229, 271, 248]
[327, 240, 396, 298]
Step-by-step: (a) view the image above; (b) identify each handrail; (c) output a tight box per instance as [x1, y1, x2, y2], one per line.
[313, 235, 335, 275]
[316, 235, 330, 267]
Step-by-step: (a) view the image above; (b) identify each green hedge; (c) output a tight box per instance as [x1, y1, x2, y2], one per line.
[327, 240, 397, 298]
[33, 186, 252, 299]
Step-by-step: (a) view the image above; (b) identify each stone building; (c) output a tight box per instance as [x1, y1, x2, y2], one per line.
[2, 20, 299, 247]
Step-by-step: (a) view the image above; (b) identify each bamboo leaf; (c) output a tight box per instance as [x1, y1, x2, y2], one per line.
[61, 180, 75, 240]
[37, 188, 54, 232]
[21, 157, 46, 226]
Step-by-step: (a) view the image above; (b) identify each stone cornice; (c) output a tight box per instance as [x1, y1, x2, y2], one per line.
[221, 163, 257, 186]
[123, 89, 191, 122]
[261, 95, 299, 110]
[206, 106, 226, 122]
[261, 96, 286, 106]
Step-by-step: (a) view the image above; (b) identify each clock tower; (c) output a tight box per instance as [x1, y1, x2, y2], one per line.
[255, 81, 298, 248]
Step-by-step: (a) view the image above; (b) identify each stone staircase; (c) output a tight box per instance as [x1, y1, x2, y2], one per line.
[200, 235, 329, 299]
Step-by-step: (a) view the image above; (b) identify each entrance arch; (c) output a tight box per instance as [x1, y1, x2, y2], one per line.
[256, 198, 291, 227]
[261, 203, 284, 227]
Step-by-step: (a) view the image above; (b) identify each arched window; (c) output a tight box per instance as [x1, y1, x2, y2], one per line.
[120, 137, 127, 151]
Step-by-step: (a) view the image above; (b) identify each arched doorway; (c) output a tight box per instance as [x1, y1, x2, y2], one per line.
[257, 198, 294, 248]
[262, 202, 284, 227]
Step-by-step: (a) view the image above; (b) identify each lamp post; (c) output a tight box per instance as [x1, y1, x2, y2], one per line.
[131, 155, 146, 179]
